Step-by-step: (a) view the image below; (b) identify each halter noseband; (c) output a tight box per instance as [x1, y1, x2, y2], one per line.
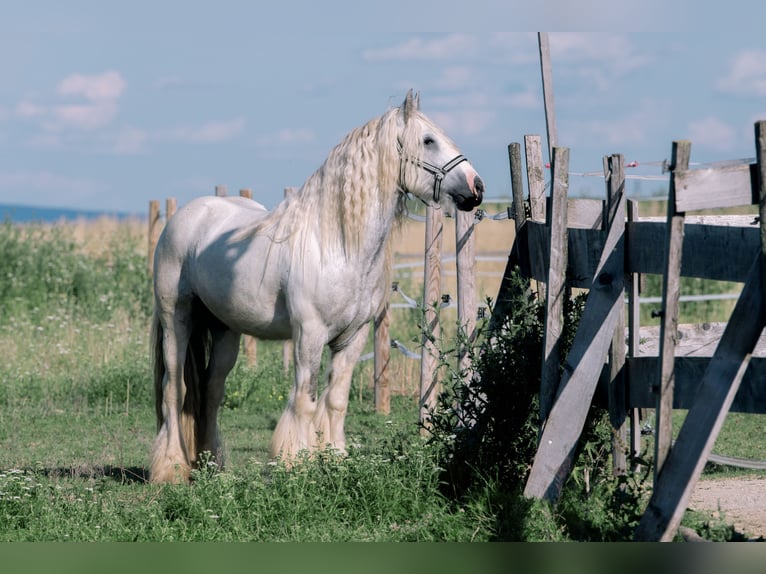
[397, 141, 469, 203]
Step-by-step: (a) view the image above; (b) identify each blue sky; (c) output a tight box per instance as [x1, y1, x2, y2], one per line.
[2, 3, 766, 214]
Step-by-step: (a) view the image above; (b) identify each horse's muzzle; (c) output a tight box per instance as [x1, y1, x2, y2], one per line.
[454, 175, 484, 211]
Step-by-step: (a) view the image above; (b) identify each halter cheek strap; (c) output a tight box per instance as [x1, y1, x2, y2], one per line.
[397, 142, 469, 203]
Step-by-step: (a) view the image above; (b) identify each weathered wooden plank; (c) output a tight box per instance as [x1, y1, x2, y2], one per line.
[626, 199, 643, 471]
[523, 217, 759, 286]
[674, 162, 757, 212]
[756, 121, 766, 328]
[541, 197, 604, 229]
[523, 167, 626, 503]
[637, 322, 766, 357]
[523, 223, 604, 288]
[605, 155, 628, 477]
[654, 140, 691, 480]
[627, 220, 759, 281]
[634, 255, 764, 541]
[627, 356, 766, 413]
[539, 147, 570, 425]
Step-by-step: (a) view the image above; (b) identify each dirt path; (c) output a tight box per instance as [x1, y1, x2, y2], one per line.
[689, 475, 766, 539]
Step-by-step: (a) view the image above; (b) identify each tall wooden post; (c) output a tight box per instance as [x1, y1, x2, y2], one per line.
[654, 141, 691, 482]
[148, 200, 161, 275]
[604, 155, 627, 476]
[166, 197, 177, 220]
[525, 135, 547, 301]
[455, 209, 477, 376]
[626, 199, 643, 472]
[537, 32, 558, 165]
[539, 146, 570, 427]
[419, 204, 444, 433]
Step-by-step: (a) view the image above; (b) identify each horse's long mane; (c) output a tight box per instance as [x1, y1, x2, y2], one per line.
[246, 102, 431, 259]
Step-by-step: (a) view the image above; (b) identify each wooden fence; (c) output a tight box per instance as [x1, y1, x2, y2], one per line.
[497, 121, 766, 542]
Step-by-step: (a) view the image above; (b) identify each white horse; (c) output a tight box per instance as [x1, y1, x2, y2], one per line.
[149, 91, 484, 483]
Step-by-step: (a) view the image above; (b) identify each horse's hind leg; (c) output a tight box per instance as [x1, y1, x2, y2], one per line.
[199, 327, 240, 467]
[150, 300, 193, 484]
[314, 323, 370, 454]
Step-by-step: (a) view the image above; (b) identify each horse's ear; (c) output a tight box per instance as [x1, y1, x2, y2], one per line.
[402, 89, 420, 122]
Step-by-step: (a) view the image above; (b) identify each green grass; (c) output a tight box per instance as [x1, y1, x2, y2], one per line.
[0, 219, 762, 541]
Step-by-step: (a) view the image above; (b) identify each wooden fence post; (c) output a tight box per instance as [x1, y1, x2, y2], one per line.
[166, 197, 177, 220]
[419, 204, 444, 433]
[488, 142, 527, 334]
[626, 199, 643, 472]
[539, 146, 570, 427]
[525, 135, 547, 301]
[456, 209, 477, 376]
[654, 141, 691, 482]
[537, 32, 558, 164]
[215, 185, 227, 197]
[374, 301, 391, 414]
[604, 155, 628, 477]
[148, 200, 161, 275]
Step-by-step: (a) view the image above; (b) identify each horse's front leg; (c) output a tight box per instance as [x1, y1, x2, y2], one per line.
[314, 323, 370, 454]
[270, 322, 325, 461]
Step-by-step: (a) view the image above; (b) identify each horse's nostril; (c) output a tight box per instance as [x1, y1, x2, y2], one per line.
[474, 176, 485, 198]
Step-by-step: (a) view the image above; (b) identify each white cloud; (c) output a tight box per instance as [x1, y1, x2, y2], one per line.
[717, 50, 766, 96]
[15, 70, 127, 132]
[161, 118, 246, 144]
[255, 127, 315, 147]
[687, 116, 737, 152]
[363, 34, 478, 62]
[15, 101, 45, 119]
[550, 33, 647, 70]
[57, 70, 126, 101]
[52, 101, 118, 131]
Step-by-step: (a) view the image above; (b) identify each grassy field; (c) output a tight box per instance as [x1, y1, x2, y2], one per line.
[0, 209, 763, 541]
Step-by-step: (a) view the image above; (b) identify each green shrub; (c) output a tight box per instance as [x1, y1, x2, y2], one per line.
[427, 267, 648, 540]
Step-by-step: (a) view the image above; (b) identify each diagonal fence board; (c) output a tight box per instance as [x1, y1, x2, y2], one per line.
[634, 256, 765, 541]
[523, 169, 626, 503]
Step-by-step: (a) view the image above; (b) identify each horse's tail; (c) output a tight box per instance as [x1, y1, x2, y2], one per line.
[151, 309, 165, 432]
[152, 301, 211, 467]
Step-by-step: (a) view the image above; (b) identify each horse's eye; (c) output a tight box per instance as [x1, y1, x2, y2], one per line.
[424, 136, 435, 146]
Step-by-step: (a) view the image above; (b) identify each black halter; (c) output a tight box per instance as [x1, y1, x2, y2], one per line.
[397, 141, 469, 203]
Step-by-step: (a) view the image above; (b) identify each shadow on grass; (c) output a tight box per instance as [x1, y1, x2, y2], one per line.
[37, 465, 149, 484]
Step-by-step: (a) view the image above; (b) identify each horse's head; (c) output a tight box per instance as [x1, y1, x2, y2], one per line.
[396, 90, 484, 215]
